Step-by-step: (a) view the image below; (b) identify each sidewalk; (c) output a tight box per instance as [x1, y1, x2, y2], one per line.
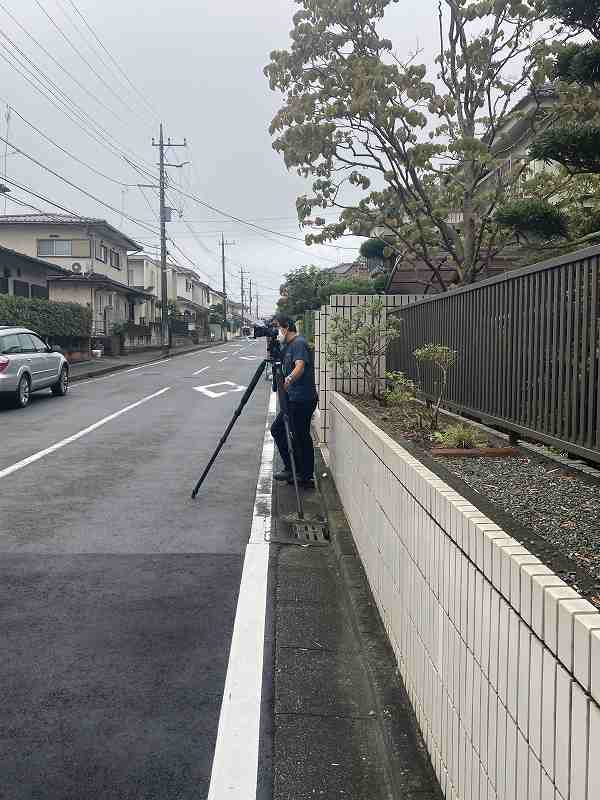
[269, 451, 442, 799]
[68, 340, 228, 382]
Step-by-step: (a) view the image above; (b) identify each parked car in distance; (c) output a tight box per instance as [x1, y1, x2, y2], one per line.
[0, 326, 69, 409]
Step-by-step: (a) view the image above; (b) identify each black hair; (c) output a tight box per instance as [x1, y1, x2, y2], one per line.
[274, 314, 297, 332]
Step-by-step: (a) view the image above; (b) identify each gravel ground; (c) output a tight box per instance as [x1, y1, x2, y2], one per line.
[348, 396, 600, 589]
[442, 455, 600, 582]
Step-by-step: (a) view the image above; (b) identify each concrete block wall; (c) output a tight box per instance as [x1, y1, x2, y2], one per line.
[328, 391, 600, 800]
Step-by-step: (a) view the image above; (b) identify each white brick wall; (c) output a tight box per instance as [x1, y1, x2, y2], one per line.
[328, 392, 600, 800]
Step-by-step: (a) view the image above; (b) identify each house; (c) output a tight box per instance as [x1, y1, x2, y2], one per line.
[48, 272, 154, 336]
[0, 244, 71, 298]
[0, 213, 141, 282]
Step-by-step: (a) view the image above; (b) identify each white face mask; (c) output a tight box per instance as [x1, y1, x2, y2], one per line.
[277, 329, 287, 344]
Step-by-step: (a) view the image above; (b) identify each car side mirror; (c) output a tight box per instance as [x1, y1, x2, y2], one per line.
[49, 345, 62, 353]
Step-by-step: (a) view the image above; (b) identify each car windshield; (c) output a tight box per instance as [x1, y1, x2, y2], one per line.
[0, 333, 21, 354]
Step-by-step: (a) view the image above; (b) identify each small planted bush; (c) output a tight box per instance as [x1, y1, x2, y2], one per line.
[432, 424, 486, 450]
[383, 371, 416, 407]
[414, 344, 458, 430]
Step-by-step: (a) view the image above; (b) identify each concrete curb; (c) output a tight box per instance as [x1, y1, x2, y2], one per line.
[70, 340, 229, 383]
[315, 449, 443, 800]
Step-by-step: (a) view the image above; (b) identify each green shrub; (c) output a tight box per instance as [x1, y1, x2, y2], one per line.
[432, 423, 486, 449]
[383, 371, 416, 407]
[0, 295, 92, 338]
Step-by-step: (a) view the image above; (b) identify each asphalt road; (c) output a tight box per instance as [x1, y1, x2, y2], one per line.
[0, 339, 270, 799]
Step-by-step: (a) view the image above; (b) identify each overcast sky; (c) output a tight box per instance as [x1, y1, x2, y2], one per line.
[0, 0, 436, 313]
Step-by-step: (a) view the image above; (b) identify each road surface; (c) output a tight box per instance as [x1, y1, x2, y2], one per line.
[0, 339, 270, 799]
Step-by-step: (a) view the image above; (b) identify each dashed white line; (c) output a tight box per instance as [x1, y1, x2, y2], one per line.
[193, 366, 210, 376]
[0, 387, 171, 480]
[207, 390, 276, 799]
[218, 357, 228, 362]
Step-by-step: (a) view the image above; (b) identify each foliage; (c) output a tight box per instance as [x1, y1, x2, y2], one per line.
[277, 265, 331, 317]
[326, 297, 402, 398]
[0, 295, 92, 338]
[277, 264, 385, 317]
[209, 302, 231, 330]
[530, 0, 600, 174]
[266, 0, 566, 290]
[432, 423, 486, 449]
[530, 124, 600, 173]
[383, 370, 417, 407]
[496, 198, 569, 240]
[359, 238, 391, 261]
[414, 344, 458, 430]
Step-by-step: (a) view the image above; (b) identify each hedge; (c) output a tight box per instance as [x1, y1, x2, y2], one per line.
[0, 295, 92, 337]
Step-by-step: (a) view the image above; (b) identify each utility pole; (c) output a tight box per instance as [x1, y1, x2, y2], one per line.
[240, 268, 246, 330]
[255, 294, 259, 319]
[220, 234, 235, 339]
[248, 279, 252, 321]
[152, 123, 186, 354]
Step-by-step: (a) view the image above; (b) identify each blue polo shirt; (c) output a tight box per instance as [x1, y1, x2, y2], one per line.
[282, 335, 317, 403]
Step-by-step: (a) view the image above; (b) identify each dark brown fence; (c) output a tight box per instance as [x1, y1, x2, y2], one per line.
[387, 244, 600, 463]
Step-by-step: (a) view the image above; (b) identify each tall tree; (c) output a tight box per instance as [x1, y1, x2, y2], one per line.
[530, 0, 600, 172]
[265, 0, 567, 290]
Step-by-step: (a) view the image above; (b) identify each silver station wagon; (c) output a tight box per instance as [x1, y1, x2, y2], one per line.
[0, 326, 69, 409]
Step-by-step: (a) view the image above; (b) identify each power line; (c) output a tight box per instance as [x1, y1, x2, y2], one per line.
[6, 104, 136, 188]
[0, 133, 160, 237]
[32, 0, 149, 126]
[62, 0, 160, 121]
[0, 34, 155, 180]
[0, 0, 128, 126]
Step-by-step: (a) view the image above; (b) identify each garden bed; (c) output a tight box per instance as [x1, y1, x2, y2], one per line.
[347, 394, 600, 606]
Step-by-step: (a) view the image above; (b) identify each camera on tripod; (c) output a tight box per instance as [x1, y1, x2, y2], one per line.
[253, 323, 281, 361]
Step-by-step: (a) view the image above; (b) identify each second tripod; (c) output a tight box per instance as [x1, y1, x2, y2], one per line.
[191, 357, 304, 520]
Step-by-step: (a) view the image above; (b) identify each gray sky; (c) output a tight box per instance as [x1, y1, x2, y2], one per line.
[0, 0, 435, 313]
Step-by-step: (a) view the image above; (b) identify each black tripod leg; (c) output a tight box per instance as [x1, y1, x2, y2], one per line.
[281, 405, 304, 520]
[191, 359, 268, 498]
[275, 375, 304, 521]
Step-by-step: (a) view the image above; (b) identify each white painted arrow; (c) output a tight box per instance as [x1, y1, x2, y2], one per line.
[194, 381, 247, 399]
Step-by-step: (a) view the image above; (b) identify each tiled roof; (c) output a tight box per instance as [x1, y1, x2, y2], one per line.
[48, 271, 152, 297]
[0, 243, 71, 274]
[0, 213, 141, 251]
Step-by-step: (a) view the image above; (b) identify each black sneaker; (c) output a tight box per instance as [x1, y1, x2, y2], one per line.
[298, 478, 316, 490]
[274, 469, 292, 482]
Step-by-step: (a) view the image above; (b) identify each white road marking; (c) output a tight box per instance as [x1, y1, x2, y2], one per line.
[193, 381, 246, 399]
[192, 366, 210, 376]
[219, 357, 228, 362]
[0, 387, 171, 480]
[209, 350, 224, 355]
[125, 359, 170, 373]
[239, 355, 259, 361]
[207, 390, 276, 799]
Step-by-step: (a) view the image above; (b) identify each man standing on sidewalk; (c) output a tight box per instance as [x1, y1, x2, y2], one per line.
[270, 314, 318, 489]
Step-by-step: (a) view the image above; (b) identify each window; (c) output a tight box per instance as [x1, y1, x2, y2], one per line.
[96, 243, 108, 262]
[17, 333, 37, 353]
[37, 239, 91, 258]
[0, 333, 20, 354]
[31, 284, 49, 299]
[110, 250, 121, 269]
[13, 280, 29, 298]
[30, 334, 48, 352]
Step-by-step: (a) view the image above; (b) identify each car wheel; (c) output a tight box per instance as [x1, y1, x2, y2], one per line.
[15, 375, 31, 408]
[51, 366, 69, 397]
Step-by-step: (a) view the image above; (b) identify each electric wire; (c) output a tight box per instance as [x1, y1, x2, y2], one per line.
[0, 0, 128, 125]
[0, 132, 160, 237]
[62, 0, 160, 121]
[32, 0, 149, 124]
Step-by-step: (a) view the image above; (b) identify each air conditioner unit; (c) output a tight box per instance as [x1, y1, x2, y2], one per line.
[71, 263, 83, 273]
